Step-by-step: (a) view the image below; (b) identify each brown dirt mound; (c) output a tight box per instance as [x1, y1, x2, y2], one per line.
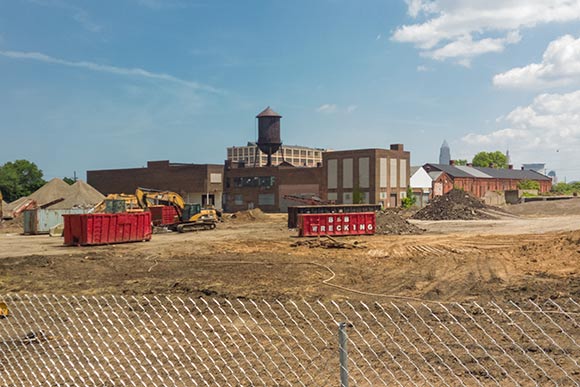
[49, 180, 104, 209]
[517, 230, 580, 257]
[227, 208, 268, 222]
[27, 178, 72, 207]
[0, 217, 23, 234]
[376, 209, 424, 235]
[412, 189, 495, 220]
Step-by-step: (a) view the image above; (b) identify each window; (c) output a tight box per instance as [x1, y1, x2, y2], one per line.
[234, 195, 243, 205]
[233, 176, 275, 188]
[258, 194, 275, 205]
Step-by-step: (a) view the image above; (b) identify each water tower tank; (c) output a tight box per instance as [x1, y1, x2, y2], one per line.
[256, 107, 282, 166]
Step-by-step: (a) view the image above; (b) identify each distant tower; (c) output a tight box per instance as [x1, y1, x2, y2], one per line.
[256, 107, 282, 166]
[506, 148, 511, 165]
[439, 140, 451, 165]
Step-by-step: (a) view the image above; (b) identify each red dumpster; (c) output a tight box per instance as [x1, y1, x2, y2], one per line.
[298, 212, 376, 237]
[149, 205, 179, 226]
[63, 212, 152, 246]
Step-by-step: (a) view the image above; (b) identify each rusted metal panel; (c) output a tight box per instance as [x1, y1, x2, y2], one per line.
[287, 204, 381, 228]
[298, 212, 375, 237]
[63, 212, 152, 246]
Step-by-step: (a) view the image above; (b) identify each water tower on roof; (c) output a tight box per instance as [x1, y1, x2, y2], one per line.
[256, 106, 282, 166]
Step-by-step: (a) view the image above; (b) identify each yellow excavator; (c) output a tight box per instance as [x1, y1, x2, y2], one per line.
[135, 187, 219, 232]
[92, 193, 143, 213]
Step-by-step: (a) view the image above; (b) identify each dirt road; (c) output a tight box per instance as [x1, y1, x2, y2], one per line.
[1, 201, 578, 303]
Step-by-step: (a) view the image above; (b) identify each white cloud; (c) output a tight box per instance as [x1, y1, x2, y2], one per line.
[393, 1, 580, 63]
[428, 31, 521, 66]
[0, 50, 221, 93]
[316, 104, 338, 114]
[316, 104, 358, 114]
[494, 34, 580, 88]
[462, 90, 580, 168]
[417, 65, 431, 72]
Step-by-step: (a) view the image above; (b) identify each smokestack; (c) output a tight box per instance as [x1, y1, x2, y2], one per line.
[508, 164, 513, 170]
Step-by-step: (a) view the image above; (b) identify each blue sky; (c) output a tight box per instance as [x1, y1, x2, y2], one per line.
[2, 0, 580, 181]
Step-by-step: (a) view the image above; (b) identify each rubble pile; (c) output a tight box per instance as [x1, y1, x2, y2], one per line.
[412, 189, 496, 221]
[227, 208, 268, 221]
[375, 209, 424, 235]
[290, 235, 366, 249]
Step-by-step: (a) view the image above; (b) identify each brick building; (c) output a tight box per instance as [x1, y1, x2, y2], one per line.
[423, 163, 552, 198]
[87, 160, 224, 208]
[322, 144, 411, 208]
[223, 162, 323, 212]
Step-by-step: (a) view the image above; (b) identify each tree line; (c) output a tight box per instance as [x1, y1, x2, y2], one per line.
[0, 160, 75, 203]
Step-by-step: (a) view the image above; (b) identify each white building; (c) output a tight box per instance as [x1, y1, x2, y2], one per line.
[410, 166, 433, 207]
[227, 142, 326, 167]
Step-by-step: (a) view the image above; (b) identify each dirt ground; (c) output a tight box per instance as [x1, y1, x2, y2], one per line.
[0, 199, 579, 303]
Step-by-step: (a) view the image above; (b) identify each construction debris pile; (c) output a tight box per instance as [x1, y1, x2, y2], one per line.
[226, 208, 268, 222]
[375, 209, 424, 235]
[290, 235, 366, 249]
[412, 189, 496, 221]
[2, 178, 104, 220]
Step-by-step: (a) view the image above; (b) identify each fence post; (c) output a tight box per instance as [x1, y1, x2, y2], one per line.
[338, 322, 349, 387]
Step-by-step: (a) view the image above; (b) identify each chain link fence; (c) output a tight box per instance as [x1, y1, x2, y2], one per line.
[0, 294, 578, 386]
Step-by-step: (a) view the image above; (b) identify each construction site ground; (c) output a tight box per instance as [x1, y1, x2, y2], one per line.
[1, 199, 579, 304]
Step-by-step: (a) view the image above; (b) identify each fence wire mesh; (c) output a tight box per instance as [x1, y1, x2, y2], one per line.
[0, 294, 578, 386]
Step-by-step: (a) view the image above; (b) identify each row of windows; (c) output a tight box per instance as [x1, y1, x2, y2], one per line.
[227, 147, 323, 159]
[229, 176, 276, 188]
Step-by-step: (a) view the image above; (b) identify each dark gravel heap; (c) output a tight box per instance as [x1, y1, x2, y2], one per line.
[412, 189, 496, 220]
[375, 209, 424, 235]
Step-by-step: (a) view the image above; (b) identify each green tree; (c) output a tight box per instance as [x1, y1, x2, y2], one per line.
[352, 185, 364, 204]
[551, 182, 580, 195]
[0, 160, 46, 202]
[472, 151, 508, 169]
[517, 179, 540, 190]
[63, 177, 76, 185]
[401, 186, 417, 208]
[455, 159, 468, 166]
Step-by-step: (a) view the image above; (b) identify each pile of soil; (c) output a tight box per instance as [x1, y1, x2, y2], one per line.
[375, 209, 424, 235]
[0, 217, 23, 234]
[412, 189, 496, 221]
[50, 180, 104, 209]
[227, 208, 268, 222]
[27, 178, 72, 207]
[5, 179, 104, 214]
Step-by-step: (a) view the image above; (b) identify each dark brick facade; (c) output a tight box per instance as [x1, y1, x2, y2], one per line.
[223, 163, 323, 212]
[87, 160, 224, 208]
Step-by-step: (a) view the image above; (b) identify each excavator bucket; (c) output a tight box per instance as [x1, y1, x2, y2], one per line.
[0, 302, 9, 318]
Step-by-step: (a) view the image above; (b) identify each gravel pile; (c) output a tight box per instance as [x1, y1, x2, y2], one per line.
[375, 209, 424, 235]
[412, 189, 495, 220]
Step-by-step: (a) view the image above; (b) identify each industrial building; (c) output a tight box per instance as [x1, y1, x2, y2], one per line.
[223, 161, 324, 212]
[423, 163, 552, 198]
[88, 106, 413, 212]
[87, 161, 224, 209]
[321, 144, 411, 208]
[227, 143, 326, 167]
